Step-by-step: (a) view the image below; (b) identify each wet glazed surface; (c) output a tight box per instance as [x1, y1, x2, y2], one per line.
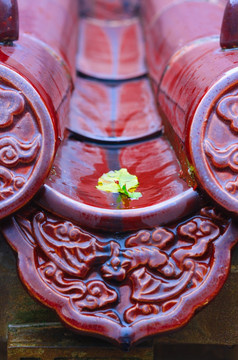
[41, 136, 189, 210]
[3, 0, 238, 349]
[143, 1, 224, 84]
[69, 77, 162, 142]
[3, 205, 238, 347]
[0, 0, 78, 218]
[190, 74, 238, 214]
[36, 134, 200, 231]
[76, 17, 146, 80]
[18, 0, 78, 74]
[159, 41, 238, 140]
[141, 0, 238, 214]
[37, 2, 200, 231]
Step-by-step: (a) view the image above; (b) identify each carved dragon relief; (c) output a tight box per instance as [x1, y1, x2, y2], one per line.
[0, 85, 41, 203]
[8, 205, 235, 344]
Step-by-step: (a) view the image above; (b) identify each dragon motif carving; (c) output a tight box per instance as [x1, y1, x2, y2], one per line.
[39, 261, 118, 311]
[13, 206, 229, 327]
[125, 302, 160, 324]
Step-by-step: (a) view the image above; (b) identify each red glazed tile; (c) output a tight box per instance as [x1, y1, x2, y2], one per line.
[190, 72, 238, 214]
[143, 1, 224, 86]
[69, 77, 162, 142]
[18, 0, 78, 76]
[0, 68, 55, 218]
[76, 17, 146, 80]
[1, 0, 238, 350]
[0, 0, 78, 218]
[159, 41, 238, 139]
[2, 205, 237, 348]
[158, 41, 238, 213]
[36, 135, 200, 231]
[141, 0, 238, 215]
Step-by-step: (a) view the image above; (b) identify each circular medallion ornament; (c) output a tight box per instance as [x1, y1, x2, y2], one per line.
[190, 69, 238, 214]
[0, 65, 55, 218]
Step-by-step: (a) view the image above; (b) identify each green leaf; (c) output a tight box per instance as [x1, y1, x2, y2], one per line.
[120, 184, 129, 196]
[96, 168, 142, 200]
[128, 191, 142, 200]
[96, 172, 120, 193]
[96, 182, 120, 193]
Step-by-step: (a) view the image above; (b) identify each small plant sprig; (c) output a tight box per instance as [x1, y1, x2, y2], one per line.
[96, 168, 142, 200]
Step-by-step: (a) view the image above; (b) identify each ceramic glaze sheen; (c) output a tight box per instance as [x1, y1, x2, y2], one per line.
[1, 0, 238, 350]
[2, 206, 238, 348]
[0, 0, 78, 218]
[68, 77, 162, 141]
[142, 0, 238, 214]
[36, 136, 199, 231]
[76, 17, 146, 80]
